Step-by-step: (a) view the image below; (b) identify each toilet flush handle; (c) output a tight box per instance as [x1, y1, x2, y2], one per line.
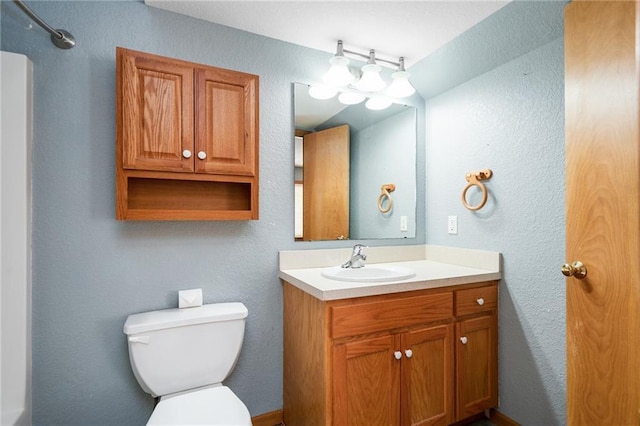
[128, 335, 151, 345]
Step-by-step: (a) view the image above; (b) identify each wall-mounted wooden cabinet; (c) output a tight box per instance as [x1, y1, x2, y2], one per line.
[116, 47, 259, 220]
[283, 281, 498, 426]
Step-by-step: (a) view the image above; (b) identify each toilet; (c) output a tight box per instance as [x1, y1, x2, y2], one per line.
[123, 302, 252, 425]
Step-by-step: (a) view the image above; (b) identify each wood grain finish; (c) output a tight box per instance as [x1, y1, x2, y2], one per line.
[302, 125, 350, 240]
[331, 292, 452, 339]
[120, 52, 194, 173]
[455, 285, 497, 317]
[333, 334, 401, 426]
[283, 281, 497, 426]
[251, 409, 283, 426]
[116, 47, 259, 220]
[402, 324, 454, 426]
[455, 315, 497, 421]
[195, 67, 257, 176]
[283, 283, 330, 426]
[565, 2, 640, 424]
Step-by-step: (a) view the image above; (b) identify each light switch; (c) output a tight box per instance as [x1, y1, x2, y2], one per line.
[448, 216, 458, 235]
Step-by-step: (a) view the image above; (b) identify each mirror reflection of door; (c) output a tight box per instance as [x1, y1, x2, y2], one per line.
[299, 124, 350, 240]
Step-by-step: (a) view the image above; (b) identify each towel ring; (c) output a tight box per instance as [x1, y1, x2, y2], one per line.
[462, 169, 493, 211]
[378, 184, 396, 213]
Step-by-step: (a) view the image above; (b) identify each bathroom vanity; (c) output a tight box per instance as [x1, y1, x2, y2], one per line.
[279, 245, 501, 426]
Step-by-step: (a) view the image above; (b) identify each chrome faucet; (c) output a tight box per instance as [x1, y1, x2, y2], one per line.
[342, 244, 367, 269]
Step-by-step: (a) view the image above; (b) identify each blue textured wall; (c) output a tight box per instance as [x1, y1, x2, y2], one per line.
[425, 38, 566, 424]
[1, 0, 568, 424]
[0, 1, 425, 424]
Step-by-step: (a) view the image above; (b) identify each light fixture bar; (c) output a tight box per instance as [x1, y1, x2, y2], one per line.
[338, 40, 402, 68]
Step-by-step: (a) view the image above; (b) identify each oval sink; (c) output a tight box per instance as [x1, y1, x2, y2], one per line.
[321, 265, 416, 283]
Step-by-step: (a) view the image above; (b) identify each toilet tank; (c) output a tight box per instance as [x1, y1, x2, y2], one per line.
[123, 302, 248, 397]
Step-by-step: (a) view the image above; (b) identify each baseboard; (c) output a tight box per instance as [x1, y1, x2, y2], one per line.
[490, 408, 521, 426]
[251, 409, 284, 426]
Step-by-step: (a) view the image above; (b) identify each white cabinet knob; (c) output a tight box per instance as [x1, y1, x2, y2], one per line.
[404, 349, 413, 358]
[197, 151, 207, 160]
[460, 337, 468, 345]
[182, 149, 192, 159]
[477, 298, 485, 306]
[394, 351, 402, 360]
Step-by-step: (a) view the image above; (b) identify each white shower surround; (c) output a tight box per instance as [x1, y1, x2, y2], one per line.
[1, 51, 32, 426]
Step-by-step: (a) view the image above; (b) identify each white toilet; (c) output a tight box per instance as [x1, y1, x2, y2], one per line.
[123, 302, 252, 425]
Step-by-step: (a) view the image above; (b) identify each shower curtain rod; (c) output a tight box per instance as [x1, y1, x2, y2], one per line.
[13, 0, 75, 49]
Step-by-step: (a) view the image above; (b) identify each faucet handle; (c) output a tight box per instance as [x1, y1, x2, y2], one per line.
[352, 244, 367, 254]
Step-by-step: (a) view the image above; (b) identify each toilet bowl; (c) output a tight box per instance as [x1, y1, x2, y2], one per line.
[147, 385, 251, 425]
[124, 302, 252, 425]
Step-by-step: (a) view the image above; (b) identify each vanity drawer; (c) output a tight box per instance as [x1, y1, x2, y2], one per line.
[455, 284, 497, 316]
[330, 292, 453, 339]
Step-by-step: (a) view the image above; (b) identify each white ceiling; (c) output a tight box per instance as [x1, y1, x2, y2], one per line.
[145, 1, 511, 69]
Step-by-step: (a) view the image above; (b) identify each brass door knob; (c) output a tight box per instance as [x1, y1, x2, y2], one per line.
[561, 261, 587, 279]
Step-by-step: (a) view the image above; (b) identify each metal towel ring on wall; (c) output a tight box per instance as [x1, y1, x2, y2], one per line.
[378, 184, 396, 213]
[461, 169, 493, 211]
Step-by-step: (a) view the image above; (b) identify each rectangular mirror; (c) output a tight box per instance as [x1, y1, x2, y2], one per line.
[294, 83, 417, 241]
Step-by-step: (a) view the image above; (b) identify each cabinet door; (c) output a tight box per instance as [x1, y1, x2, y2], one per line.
[333, 334, 400, 426]
[119, 49, 194, 172]
[455, 315, 498, 420]
[401, 324, 454, 426]
[194, 67, 258, 176]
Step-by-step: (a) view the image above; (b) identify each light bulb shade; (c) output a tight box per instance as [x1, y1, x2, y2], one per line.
[323, 55, 355, 87]
[308, 85, 337, 100]
[365, 97, 393, 110]
[338, 91, 366, 105]
[386, 70, 416, 98]
[356, 63, 386, 92]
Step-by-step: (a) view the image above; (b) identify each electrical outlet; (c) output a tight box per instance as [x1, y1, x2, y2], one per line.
[400, 216, 408, 232]
[448, 216, 458, 235]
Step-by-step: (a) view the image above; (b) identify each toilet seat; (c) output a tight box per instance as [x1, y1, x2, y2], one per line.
[147, 385, 252, 425]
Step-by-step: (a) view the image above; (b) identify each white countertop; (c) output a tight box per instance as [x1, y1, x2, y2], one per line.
[279, 245, 502, 301]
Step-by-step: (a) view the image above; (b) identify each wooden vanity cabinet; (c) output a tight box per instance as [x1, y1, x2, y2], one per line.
[115, 47, 259, 220]
[283, 280, 498, 426]
[454, 285, 498, 421]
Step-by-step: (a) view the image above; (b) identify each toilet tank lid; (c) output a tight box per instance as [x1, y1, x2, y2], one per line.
[123, 302, 248, 335]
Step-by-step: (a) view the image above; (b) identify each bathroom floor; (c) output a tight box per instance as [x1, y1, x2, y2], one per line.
[470, 420, 495, 426]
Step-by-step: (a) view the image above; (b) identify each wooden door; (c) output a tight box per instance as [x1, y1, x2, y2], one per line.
[194, 67, 258, 176]
[401, 324, 454, 426]
[302, 125, 350, 240]
[455, 315, 497, 420]
[118, 48, 194, 172]
[333, 334, 400, 426]
[565, 2, 640, 424]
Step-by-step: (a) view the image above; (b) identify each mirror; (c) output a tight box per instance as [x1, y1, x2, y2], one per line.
[294, 83, 417, 241]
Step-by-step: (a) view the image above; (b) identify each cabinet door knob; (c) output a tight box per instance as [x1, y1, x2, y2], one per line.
[460, 336, 468, 345]
[182, 149, 192, 159]
[404, 349, 413, 358]
[394, 351, 402, 360]
[477, 298, 485, 306]
[197, 151, 207, 160]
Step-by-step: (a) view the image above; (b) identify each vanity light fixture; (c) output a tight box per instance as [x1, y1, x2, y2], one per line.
[323, 40, 357, 87]
[310, 40, 417, 109]
[386, 57, 416, 98]
[308, 85, 338, 100]
[338, 91, 366, 105]
[355, 49, 387, 92]
[365, 96, 393, 110]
